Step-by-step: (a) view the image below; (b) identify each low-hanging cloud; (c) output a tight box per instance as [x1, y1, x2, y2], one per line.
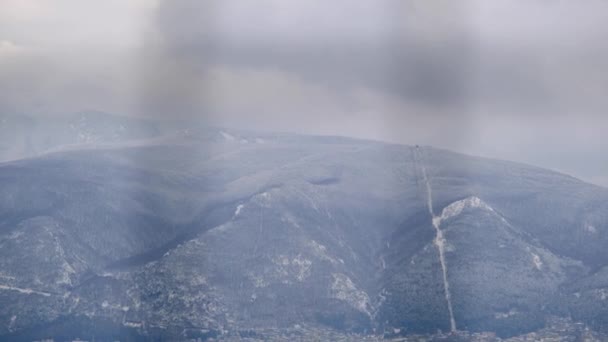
[1, 0, 607, 186]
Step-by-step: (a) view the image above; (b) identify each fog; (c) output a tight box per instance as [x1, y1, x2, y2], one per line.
[1, 0, 607, 186]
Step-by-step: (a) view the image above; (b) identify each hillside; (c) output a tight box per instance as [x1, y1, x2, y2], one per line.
[1, 115, 607, 340]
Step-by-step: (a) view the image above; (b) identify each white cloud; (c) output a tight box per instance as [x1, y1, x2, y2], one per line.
[0, 40, 23, 58]
[0, 0, 157, 48]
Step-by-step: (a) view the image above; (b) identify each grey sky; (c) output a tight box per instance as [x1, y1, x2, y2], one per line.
[1, 0, 607, 186]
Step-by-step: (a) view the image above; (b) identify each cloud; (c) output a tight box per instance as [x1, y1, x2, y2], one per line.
[0, 0, 607, 186]
[0, 0, 157, 47]
[0, 0, 158, 115]
[140, 0, 608, 185]
[150, 0, 475, 109]
[0, 40, 24, 58]
[149, 0, 608, 117]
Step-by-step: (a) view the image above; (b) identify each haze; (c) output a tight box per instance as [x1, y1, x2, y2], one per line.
[1, 0, 607, 186]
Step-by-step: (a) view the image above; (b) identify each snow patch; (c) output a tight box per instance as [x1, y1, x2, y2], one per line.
[291, 188, 320, 213]
[77, 131, 94, 143]
[248, 273, 269, 288]
[271, 254, 313, 282]
[0, 274, 15, 281]
[258, 191, 272, 205]
[219, 131, 236, 141]
[274, 255, 290, 266]
[373, 288, 388, 318]
[234, 204, 244, 217]
[595, 289, 608, 300]
[292, 255, 313, 281]
[58, 260, 76, 285]
[282, 214, 300, 229]
[330, 273, 372, 317]
[4, 230, 24, 240]
[531, 253, 543, 270]
[47, 228, 76, 286]
[585, 223, 597, 234]
[495, 308, 519, 319]
[192, 275, 207, 286]
[8, 315, 16, 332]
[0, 284, 51, 297]
[436, 196, 494, 226]
[124, 321, 143, 328]
[308, 240, 339, 264]
[206, 222, 232, 234]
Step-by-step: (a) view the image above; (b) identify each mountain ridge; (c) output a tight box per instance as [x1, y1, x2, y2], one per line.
[1, 116, 608, 340]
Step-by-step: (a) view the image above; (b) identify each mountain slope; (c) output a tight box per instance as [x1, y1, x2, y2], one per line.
[0, 121, 607, 340]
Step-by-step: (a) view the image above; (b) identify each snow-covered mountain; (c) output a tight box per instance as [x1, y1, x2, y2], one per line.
[1, 114, 608, 341]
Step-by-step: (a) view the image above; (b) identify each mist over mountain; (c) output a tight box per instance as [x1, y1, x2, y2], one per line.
[1, 113, 608, 341]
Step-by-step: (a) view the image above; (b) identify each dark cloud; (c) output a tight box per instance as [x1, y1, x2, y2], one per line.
[148, 0, 608, 116]
[149, 0, 478, 110]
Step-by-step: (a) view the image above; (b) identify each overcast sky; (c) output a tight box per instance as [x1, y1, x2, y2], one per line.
[1, 0, 607, 186]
